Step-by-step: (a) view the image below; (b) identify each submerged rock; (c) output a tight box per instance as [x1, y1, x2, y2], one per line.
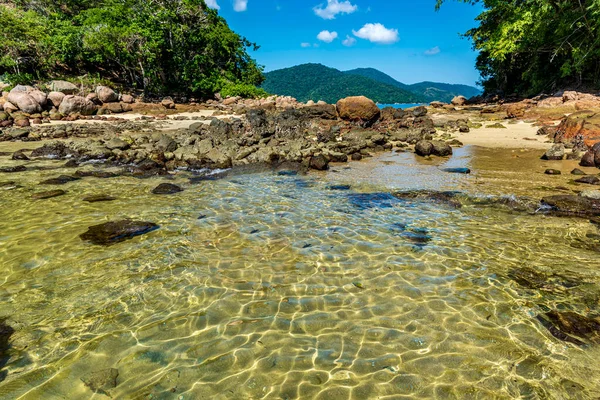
[538, 311, 600, 346]
[545, 169, 561, 175]
[541, 195, 600, 216]
[0, 166, 26, 173]
[74, 170, 118, 179]
[0, 319, 14, 382]
[40, 175, 80, 185]
[83, 195, 117, 203]
[11, 151, 29, 161]
[393, 190, 462, 208]
[80, 220, 159, 245]
[443, 167, 471, 174]
[152, 183, 183, 194]
[32, 190, 66, 199]
[81, 368, 119, 396]
[571, 168, 587, 175]
[575, 176, 600, 185]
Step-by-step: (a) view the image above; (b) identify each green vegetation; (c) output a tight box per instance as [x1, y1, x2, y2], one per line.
[0, 0, 264, 97]
[345, 68, 482, 102]
[437, 0, 600, 95]
[262, 64, 480, 103]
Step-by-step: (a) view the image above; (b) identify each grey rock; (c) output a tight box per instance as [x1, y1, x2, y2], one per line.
[47, 91, 65, 107]
[105, 138, 130, 151]
[580, 190, 600, 200]
[59, 95, 98, 115]
[542, 144, 565, 160]
[6, 92, 41, 114]
[49, 80, 78, 94]
[95, 86, 119, 103]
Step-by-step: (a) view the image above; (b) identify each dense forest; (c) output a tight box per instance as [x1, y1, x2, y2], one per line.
[437, 0, 600, 96]
[261, 64, 425, 104]
[0, 0, 265, 97]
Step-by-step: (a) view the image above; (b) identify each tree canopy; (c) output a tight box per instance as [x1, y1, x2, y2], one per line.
[0, 0, 265, 97]
[437, 0, 600, 96]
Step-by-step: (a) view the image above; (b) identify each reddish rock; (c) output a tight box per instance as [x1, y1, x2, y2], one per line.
[554, 110, 600, 147]
[14, 118, 30, 127]
[336, 96, 380, 126]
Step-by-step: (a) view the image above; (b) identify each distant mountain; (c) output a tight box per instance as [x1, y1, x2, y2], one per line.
[345, 68, 481, 103]
[261, 64, 425, 104]
[262, 64, 481, 104]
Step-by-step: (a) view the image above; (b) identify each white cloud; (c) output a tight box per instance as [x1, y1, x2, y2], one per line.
[424, 46, 441, 56]
[353, 23, 399, 44]
[301, 42, 311, 48]
[314, 0, 357, 19]
[233, 0, 247, 12]
[342, 35, 356, 47]
[205, 0, 220, 9]
[317, 30, 338, 43]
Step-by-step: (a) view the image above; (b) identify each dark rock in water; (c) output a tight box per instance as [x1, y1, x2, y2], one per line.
[30, 142, 72, 159]
[538, 311, 600, 345]
[0, 166, 26, 173]
[393, 190, 462, 208]
[541, 195, 600, 217]
[40, 175, 80, 185]
[544, 169, 561, 175]
[64, 159, 79, 168]
[310, 155, 329, 171]
[415, 140, 452, 157]
[541, 144, 565, 160]
[580, 150, 596, 167]
[443, 167, 471, 174]
[402, 229, 432, 248]
[575, 175, 600, 185]
[81, 368, 119, 396]
[347, 192, 399, 210]
[152, 183, 183, 194]
[0, 319, 14, 383]
[571, 168, 586, 176]
[415, 140, 434, 157]
[11, 151, 29, 161]
[508, 267, 579, 292]
[83, 195, 117, 203]
[328, 184, 351, 191]
[351, 153, 362, 161]
[277, 170, 298, 176]
[32, 190, 66, 199]
[80, 220, 159, 245]
[75, 170, 118, 178]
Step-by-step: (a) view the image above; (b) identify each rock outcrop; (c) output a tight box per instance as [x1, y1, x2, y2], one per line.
[336, 96, 380, 127]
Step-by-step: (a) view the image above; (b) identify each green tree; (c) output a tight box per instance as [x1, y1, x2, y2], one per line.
[437, 0, 600, 96]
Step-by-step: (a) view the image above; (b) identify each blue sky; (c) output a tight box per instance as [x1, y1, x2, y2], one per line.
[208, 0, 484, 86]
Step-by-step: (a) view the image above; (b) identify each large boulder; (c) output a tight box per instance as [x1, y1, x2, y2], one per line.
[6, 92, 42, 114]
[541, 144, 565, 160]
[29, 90, 47, 107]
[95, 86, 119, 103]
[554, 110, 600, 147]
[415, 140, 452, 157]
[336, 96, 380, 126]
[59, 95, 98, 115]
[451, 96, 467, 106]
[47, 91, 66, 107]
[49, 80, 78, 94]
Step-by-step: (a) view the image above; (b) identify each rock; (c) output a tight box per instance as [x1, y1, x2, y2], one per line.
[3, 102, 18, 113]
[415, 140, 434, 156]
[30, 142, 72, 158]
[580, 190, 600, 200]
[59, 95, 98, 115]
[152, 183, 183, 194]
[47, 91, 65, 107]
[301, 104, 337, 120]
[40, 175, 80, 185]
[487, 123, 506, 129]
[571, 168, 586, 175]
[32, 190, 66, 199]
[541, 195, 600, 216]
[121, 94, 134, 104]
[155, 135, 177, 152]
[351, 153, 362, 161]
[545, 169, 561, 175]
[410, 106, 427, 117]
[443, 167, 471, 174]
[554, 110, 600, 147]
[506, 103, 526, 118]
[222, 97, 239, 106]
[95, 86, 119, 103]
[14, 119, 30, 128]
[49, 80, 78, 94]
[0, 319, 14, 378]
[431, 141, 453, 156]
[430, 101, 445, 108]
[580, 150, 596, 167]
[11, 150, 29, 160]
[575, 175, 600, 185]
[161, 97, 176, 109]
[336, 96, 381, 127]
[451, 96, 467, 106]
[538, 311, 600, 345]
[75, 170, 118, 178]
[105, 138, 130, 151]
[309, 155, 329, 170]
[83, 195, 117, 203]
[459, 125, 470, 133]
[81, 368, 119, 396]
[29, 90, 47, 107]
[0, 166, 27, 173]
[80, 220, 159, 245]
[6, 92, 41, 114]
[100, 102, 124, 114]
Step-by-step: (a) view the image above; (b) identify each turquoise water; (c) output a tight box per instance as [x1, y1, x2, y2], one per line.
[377, 103, 427, 110]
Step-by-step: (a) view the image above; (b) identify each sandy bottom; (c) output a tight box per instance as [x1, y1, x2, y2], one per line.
[455, 121, 551, 150]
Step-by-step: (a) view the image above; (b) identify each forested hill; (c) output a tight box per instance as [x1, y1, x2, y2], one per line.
[345, 68, 482, 103]
[262, 64, 480, 103]
[0, 0, 264, 97]
[261, 64, 425, 104]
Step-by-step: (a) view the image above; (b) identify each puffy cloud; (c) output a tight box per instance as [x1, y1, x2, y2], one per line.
[342, 35, 357, 47]
[314, 0, 357, 20]
[317, 30, 338, 43]
[424, 46, 441, 56]
[205, 0, 220, 9]
[233, 0, 247, 12]
[352, 23, 399, 44]
[301, 42, 311, 48]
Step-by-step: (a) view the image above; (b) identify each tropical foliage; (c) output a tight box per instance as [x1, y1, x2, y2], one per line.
[0, 0, 264, 97]
[437, 0, 600, 95]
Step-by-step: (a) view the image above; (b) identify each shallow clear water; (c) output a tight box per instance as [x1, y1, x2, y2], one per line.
[1, 144, 600, 399]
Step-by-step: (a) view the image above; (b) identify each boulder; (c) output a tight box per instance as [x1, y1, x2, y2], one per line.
[32, 190, 66, 200]
[3, 102, 18, 113]
[104, 138, 130, 150]
[83, 195, 117, 203]
[430, 101, 445, 108]
[580, 190, 600, 200]
[451, 96, 467, 106]
[161, 97, 176, 109]
[152, 183, 183, 194]
[6, 92, 42, 114]
[49, 80, 78, 94]
[301, 104, 337, 120]
[59, 95, 98, 115]
[95, 86, 119, 103]
[541, 144, 565, 160]
[506, 103, 527, 118]
[80, 220, 159, 245]
[415, 140, 434, 156]
[309, 154, 329, 170]
[410, 106, 427, 117]
[541, 195, 600, 217]
[29, 90, 47, 106]
[47, 91, 65, 107]
[415, 140, 452, 157]
[10, 85, 34, 93]
[222, 97, 239, 106]
[121, 94, 134, 104]
[554, 110, 600, 147]
[336, 96, 380, 126]
[580, 150, 596, 167]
